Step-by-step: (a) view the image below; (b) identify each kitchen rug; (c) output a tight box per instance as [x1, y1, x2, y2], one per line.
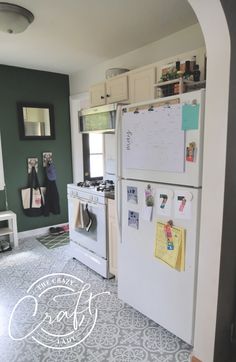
[37, 231, 70, 249]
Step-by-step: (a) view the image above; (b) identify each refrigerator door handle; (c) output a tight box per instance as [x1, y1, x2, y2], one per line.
[115, 177, 122, 242]
[115, 105, 122, 179]
[115, 105, 123, 243]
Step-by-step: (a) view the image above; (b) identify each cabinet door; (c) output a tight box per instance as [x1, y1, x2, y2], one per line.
[106, 75, 128, 104]
[89, 82, 106, 107]
[108, 199, 118, 277]
[129, 67, 156, 103]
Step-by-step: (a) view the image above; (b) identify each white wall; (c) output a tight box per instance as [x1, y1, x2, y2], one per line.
[70, 23, 204, 95]
[188, 1, 230, 361]
[69, 93, 89, 183]
[69, 23, 205, 184]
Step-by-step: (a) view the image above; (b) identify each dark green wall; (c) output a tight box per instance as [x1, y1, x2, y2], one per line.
[0, 65, 72, 232]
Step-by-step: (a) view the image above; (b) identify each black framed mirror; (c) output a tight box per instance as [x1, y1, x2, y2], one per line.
[17, 102, 55, 140]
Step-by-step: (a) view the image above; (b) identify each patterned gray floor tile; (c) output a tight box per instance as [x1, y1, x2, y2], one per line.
[0, 237, 192, 362]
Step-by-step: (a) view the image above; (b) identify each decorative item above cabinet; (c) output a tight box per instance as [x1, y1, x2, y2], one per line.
[105, 68, 129, 79]
[154, 56, 206, 98]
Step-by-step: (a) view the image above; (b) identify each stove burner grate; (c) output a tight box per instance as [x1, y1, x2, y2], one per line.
[77, 180, 115, 193]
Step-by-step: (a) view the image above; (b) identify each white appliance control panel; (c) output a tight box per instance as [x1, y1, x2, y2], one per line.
[67, 184, 107, 205]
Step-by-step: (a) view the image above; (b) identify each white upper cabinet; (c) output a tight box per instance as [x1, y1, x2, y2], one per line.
[89, 47, 206, 107]
[106, 75, 129, 104]
[89, 82, 106, 107]
[129, 66, 156, 103]
[90, 75, 129, 107]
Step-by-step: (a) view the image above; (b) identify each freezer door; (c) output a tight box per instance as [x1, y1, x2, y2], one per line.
[118, 179, 201, 344]
[121, 89, 205, 187]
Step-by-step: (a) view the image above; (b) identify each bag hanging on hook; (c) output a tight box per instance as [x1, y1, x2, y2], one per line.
[46, 162, 56, 181]
[20, 166, 45, 217]
[43, 162, 60, 216]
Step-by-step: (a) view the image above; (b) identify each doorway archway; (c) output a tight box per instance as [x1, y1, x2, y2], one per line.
[188, 1, 230, 361]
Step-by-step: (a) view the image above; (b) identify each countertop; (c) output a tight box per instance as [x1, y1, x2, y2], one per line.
[106, 192, 115, 200]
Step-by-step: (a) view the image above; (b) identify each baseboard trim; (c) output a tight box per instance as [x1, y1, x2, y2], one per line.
[191, 356, 202, 362]
[18, 222, 68, 240]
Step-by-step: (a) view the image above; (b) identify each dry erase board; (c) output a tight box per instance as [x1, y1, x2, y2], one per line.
[122, 104, 185, 173]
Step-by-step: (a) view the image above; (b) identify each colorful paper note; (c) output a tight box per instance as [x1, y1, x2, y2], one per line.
[156, 188, 174, 217]
[182, 104, 200, 130]
[154, 222, 185, 271]
[174, 190, 193, 220]
[142, 185, 154, 222]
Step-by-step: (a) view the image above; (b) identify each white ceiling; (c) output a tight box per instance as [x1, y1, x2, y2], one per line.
[0, 0, 198, 75]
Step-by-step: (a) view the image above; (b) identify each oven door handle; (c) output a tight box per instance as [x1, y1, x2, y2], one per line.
[86, 201, 105, 209]
[78, 198, 105, 209]
[68, 196, 105, 209]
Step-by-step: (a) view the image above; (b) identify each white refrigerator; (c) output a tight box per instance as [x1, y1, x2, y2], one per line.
[116, 89, 205, 345]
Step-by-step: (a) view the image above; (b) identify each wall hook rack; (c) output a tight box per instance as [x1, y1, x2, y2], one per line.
[27, 158, 38, 173]
[43, 152, 53, 167]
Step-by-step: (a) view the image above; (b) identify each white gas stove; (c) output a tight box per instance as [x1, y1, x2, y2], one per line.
[67, 181, 114, 278]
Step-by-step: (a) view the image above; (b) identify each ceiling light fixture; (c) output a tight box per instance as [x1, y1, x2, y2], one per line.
[0, 2, 34, 34]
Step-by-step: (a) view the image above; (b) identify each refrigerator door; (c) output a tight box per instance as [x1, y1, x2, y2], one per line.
[121, 89, 205, 188]
[118, 179, 201, 344]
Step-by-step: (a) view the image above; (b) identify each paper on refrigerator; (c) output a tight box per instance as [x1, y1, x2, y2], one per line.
[156, 188, 174, 217]
[142, 184, 154, 222]
[122, 105, 185, 173]
[174, 190, 193, 219]
[154, 222, 185, 271]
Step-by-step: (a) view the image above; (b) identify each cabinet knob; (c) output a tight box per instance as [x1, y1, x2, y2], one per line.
[101, 96, 105, 99]
[106, 94, 110, 98]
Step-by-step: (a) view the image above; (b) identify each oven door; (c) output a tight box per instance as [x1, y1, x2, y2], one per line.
[68, 196, 107, 259]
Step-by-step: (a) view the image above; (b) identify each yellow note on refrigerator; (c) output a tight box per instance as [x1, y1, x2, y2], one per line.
[154, 222, 185, 271]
